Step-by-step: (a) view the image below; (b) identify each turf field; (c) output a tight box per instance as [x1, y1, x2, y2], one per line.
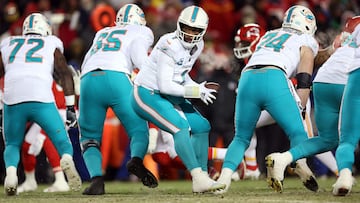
[0, 176, 359, 203]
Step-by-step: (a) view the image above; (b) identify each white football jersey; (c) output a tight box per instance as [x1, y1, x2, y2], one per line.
[0, 35, 63, 105]
[245, 28, 319, 78]
[81, 24, 153, 76]
[134, 32, 203, 92]
[313, 39, 355, 84]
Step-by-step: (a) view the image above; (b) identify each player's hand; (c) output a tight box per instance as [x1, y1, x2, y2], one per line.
[199, 81, 217, 105]
[66, 105, 78, 128]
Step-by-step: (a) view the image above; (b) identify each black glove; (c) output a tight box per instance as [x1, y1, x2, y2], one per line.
[301, 106, 306, 120]
[66, 105, 78, 128]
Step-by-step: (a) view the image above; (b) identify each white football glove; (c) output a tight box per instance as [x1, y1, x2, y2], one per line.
[199, 81, 217, 105]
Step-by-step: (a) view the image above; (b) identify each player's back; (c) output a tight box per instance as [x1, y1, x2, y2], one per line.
[314, 39, 356, 85]
[245, 28, 319, 77]
[0, 34, 63, 105]
[81, 24, 153, 76]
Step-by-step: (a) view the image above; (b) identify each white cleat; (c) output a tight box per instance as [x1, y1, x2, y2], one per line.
[213, 168, 233, 195]
[192, 171, 225, 194]
[17, 179, 38, 193]
[43, 182, 70, 192]
[60, 154, 82, 191]
[332, 168, 353, 196]
[265, 153, 289, 193]
[4, 172, 18, 196]
[244, 168, 261, 180]
[293, 159, 318, 192]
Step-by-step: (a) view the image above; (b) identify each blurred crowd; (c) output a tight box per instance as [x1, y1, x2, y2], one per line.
[1, 0, 360, 183]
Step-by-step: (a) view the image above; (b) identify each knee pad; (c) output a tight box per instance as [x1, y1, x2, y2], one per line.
[81, 139, 101, 152]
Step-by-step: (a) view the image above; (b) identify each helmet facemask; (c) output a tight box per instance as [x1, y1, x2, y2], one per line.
[233, 41, 253, 59]
[177, 22, 205, 48]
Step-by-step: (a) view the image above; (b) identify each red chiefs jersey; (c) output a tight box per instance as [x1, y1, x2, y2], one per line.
[52, 82, 66, 109]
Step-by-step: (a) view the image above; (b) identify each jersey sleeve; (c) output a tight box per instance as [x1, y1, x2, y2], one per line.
[130, 26, 154, 69]
[156, 35, 183, 62]
[301, 34, 319, 57]
[49, 35, 64, 53]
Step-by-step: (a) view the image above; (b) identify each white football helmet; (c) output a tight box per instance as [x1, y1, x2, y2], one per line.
[23, 13, 52, 36]
[115, 4, 146, 26]
[176, 6, 208, 49]
[282, 5, 317, 36]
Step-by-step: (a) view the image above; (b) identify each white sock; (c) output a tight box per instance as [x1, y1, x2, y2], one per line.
[209, 147, 227, 160]
[24, 170, 36, 182]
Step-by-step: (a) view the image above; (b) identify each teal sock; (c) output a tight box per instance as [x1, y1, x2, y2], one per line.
[83, 147, 103, 178]
[191, 133, 209, 171]
[173, 129, 199, 171]
[4, 145, 20, 168]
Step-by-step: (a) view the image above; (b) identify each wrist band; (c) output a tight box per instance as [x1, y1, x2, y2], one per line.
[65, 95, 75, 106]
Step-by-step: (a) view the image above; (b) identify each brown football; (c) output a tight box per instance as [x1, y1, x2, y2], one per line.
[205, 82, 220, 91]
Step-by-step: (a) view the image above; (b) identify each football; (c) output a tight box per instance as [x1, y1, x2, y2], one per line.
[205, 82, 220, 91]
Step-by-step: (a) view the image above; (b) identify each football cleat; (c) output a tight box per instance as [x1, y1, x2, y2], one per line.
[292, 159, 318, 192]
[332, 168, 353, 196]
[83, 176, 105, 195]
[192, 170, 226, 194]
[213, 168, 233, 194]
[244, 168, 261, 180]
[126, 157, 158, 188]
[4, 167, 18, 196]
[60, 154, 82, 191]
[265, 153, 289, 193]
[17, 178, 38, 193]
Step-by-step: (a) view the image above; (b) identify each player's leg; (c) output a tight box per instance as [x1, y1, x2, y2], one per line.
[17, 123, 44, 193]
[17, 141, 38, 193]
[181, 101, 211, 172]
[333, 70, 360, 196]
[244, 134, 260, 180]
[132, 85, 225, 193]
[3, 103, 28, 195]
[78, 72, 108, 195]
[42, 133, 70, 192]
[216, 70, 263, 193]
[34, 103, 81, 192]
[111, 72, 157, 188]
[264, 70, 314, 192]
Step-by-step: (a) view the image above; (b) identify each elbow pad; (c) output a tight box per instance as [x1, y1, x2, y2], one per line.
[295, 73, 312, 89]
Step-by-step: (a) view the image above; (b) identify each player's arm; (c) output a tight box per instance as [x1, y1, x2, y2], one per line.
[54, 48, 77, 127]
[314, 34, 341, 69]
[296, 45, 315, 109]
[130, 39, 150, 70]
[54, 48, 75, 98]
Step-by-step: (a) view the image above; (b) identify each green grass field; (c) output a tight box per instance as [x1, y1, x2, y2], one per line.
[1, 176, 359, 203]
